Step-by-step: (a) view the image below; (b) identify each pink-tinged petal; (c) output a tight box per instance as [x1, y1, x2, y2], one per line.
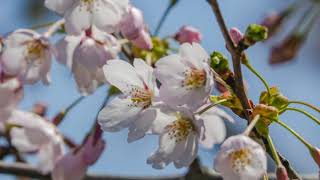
[45, 0, 76, 14]
[1, 47, 26, 76]
[91, 0, 129, 33]
[98, 96, 142, 132]
[229, 27, 244, 45]
[55, 35, 82, 68]
[51, 151, 87, 180]
[4, 29, 38, 47]
[72, 61, 100, 95]
[131, 30, 153, 50]
[64, 2, 91, 35]
[191, 42, 210, 64]
[74, 38, 112, 70]
[120, 6, 144, 40]
[103, 60, 144, 93]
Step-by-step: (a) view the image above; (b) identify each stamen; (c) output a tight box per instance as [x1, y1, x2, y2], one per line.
[24, 40, 47, 65]
[128, 84, 153, 109]
[182, 68, 206, 89]
[229, 148, 252, 174]
[166, 113, 194, 142]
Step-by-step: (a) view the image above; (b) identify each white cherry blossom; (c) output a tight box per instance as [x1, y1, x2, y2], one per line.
[214, 135, 267, 180]
[45, 0, 129, 35]
[55, 26, 120, 94]
[155, 43, 214, 111]
[0, 76, 23, 121]
[98, 58, 159, 142]
[147, 106, 232, 169]
[1, 29, 52, 85]
[7, 110, 64, 173]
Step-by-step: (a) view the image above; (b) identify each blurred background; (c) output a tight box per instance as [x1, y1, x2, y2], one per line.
[0, 0, 319, 179]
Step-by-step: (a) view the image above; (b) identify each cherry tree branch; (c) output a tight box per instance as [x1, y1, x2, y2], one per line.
[206, 0, 301, 179]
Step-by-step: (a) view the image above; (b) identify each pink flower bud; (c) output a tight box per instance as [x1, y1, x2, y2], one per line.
[131, 30, 153, 50]
[80, 129, 105, 165]
[229, 27, 244, 45]
[32, 102, 48, 117]
[276, 165, 289, 180]
[120, 6, 153, 50]
[174, 25, 202, 44]
[120, 6, 144, 40]
[310, 147, 320, 168]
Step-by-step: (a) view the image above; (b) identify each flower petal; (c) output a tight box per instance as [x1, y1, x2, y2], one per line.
[103, 60, 144, 94]
[98, 96, 142, 132]
[133, 58, 155, 91]
[64, 2, 91, 35]
[45, 0, 76, 14]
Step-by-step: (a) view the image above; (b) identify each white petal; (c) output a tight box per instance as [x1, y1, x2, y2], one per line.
[64, 2, 91, 35]
[91, 0, 128, 33]
[103, 60, 143, 93]
[72, 61, 99, 95]
[179, 43, 203, 69]
[1, 47, 26, 76]
[174, 132, 198, 168]
[10, 128, 39, 152]
[38, 140, 64, 173]
[55, 35, 82, 68]
[133, 58, 155, 91]
[154, 54, 186, 85]
[45, 0, 76, 14]
[98, 96, 142, 132]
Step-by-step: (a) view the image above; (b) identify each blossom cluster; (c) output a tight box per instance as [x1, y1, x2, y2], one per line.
[2, 0, 311, 180]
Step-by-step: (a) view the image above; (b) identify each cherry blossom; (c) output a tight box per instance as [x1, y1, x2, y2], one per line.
[230, 27, 244, 45]
[214, 135, 267, 180]
[98, 58, 159, 142]
[45, 0, 129, 35]
[147, 106, 233, 169]
[0, 76, 23, 121]
[0, 29, 52, 85]
[155, 43, 213, 111]
[52, 130, 105, 180]
[55, 26, 120, 94]
[7, 110, 64, 173]
[174, 26, 202, 44]
[119, 6, 153, 50]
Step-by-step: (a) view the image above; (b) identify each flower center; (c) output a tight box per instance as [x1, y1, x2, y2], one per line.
[182, 68, 206, 89]
[229, 148, 252, 174]
[166, 113, 194, 142]
[129, 85, 153, 109]
[25, 40, 47, 64]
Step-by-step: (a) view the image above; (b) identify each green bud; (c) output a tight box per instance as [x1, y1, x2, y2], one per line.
[259, 87, 289, 111]
[244, 24, 268, 46]
[210, 51, 230, 72]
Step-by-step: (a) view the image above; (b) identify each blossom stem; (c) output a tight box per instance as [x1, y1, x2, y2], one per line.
[275, 119, 313, 150]
[281, 107, 320, 125]
[52, 96, 85, 126]
[196, 99, 227, 115]
[30, 21, 55, 30]
[244, 62, 271, 95]
[211, 68, 234, 94]
[43, 19, 65, 38]
[266, 134, 282, 166]
[243, 115, 260, 136]
[154, 1, 178, 36]
[289, 100, 320, 113]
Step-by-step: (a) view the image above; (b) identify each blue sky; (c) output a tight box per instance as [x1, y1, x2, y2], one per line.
[0, 0, 320, 179]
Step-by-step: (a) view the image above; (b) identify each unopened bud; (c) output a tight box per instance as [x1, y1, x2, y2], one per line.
[310, 147, 320, 168]
[32, 102, 47, 117]
[210, 51, 229, 72]
[229, 27, 244, 45]
[241, 24, 268, 49]
[52, 111, 65, 126]
[174, 25, 202, 44]
[269, 34, 304, 64]
[276, 165, 289, 180]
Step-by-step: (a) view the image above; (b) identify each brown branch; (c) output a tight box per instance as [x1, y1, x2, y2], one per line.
[206, 0, 301, 179]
